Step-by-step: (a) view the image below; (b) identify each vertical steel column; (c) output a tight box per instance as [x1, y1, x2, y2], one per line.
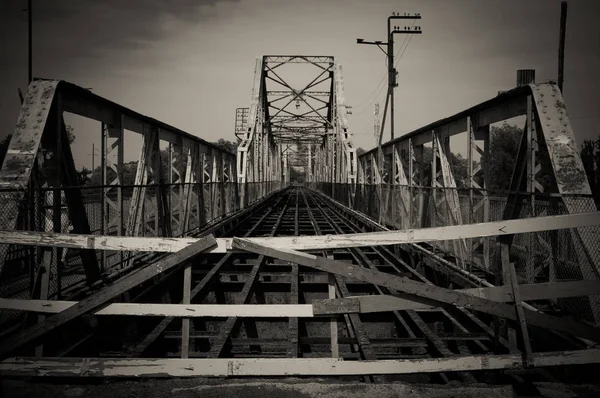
[408, 138, 415, 229]
[467, 117, 491, 269]
[307, 144, 312, 183]
[526, 95, 539, 283]
[100, 114, 125, 271]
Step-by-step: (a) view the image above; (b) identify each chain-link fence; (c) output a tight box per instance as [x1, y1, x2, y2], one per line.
[311, 182, 600, 325]
[0, 181, 282, 317]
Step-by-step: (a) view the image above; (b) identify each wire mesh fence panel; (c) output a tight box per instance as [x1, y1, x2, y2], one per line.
[0, 180, 284, 294]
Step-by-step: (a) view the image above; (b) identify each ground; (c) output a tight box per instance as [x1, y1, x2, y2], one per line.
[3, 378, 600, 398]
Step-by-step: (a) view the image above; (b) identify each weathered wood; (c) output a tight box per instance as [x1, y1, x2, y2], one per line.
[181, 264, 192, 359]
[508, 262, 533, 367]
[288, 190, 300, 358]
[209, 192, 290, 358]
[328, 273, 339, 358]
[288, 264, 300, 358]
[208, 258, 265, 358]
[232, 238, 600, 343]
[0, 301, 315, 317]
[2, 211, 598, 253]
[127, 197, 285, 357]
[35, 257, 50, 357]
[0, 235, 217, 359]
[312, 279, 600, 314]
[334, 275, 379, 363]
[501, 244, 518, 353]
[127, 253, 232, 357]
[2, 348, 600, 377]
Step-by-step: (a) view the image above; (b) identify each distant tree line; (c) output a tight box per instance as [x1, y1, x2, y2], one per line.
[0, 134, 239, 188]
[79, 138, 240, 187]
[0, 126, 599, 204]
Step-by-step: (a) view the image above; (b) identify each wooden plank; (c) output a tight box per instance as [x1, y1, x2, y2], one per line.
[6, 277, 595, 319]
[127, 253, 233, 357]
[2, 348, 600, 377]
[232, 238, 600, 343]
[2, 211, 598, 253]
[502, 244, 518, 353]
[508, 262, 533, 367]
[208, 192, 290, 358]
[328, 273, 338, 358]
[0, 302, 313, 317]
[288, 190, 300, 358]
[314, 279, 600, 313]
[35, 256, 51, 357]
[0, 235, 217, 359]
[288, 264, 300, 358]
[126, 196, 285, 357]
[207, 258, 265, 358]
[181, 264, 191, 359]
[334, 276, 378, 362]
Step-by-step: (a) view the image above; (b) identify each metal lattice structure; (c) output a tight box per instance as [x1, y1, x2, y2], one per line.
[236, 56, 357, 187]
[0, 56, 599, 391]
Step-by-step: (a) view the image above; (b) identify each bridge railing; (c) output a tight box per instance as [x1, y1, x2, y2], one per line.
[0, 181, 282, 304]
[311, 182, 600, 325]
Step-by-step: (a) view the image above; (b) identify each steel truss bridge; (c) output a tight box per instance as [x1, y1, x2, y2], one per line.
[0, 55, 599, 389]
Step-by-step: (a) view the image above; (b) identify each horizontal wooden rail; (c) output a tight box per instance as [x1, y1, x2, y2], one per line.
[0, 301, 315, 317]
[0, 235, 218, 359]
[2, 280, 597, 317]
[2, 349, 599, 377]
[232, 238, 600, 342]
[0, 211, 598, 253]
[314, 279, 600, 314]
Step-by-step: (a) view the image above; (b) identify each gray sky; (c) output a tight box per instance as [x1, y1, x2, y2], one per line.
[1, 0, 599, 170]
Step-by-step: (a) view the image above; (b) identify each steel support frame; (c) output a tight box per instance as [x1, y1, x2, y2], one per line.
[352, 83, 598, 291]
[0, 79, 237, 285]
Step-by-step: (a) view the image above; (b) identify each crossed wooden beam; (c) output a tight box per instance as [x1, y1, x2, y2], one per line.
[1, 211, 600, 375]
[0, 210, 598, 253]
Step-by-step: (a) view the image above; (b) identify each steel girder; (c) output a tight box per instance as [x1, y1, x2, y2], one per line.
[236, 56, 357, 186]
[353, 82, 600, 324]
[0, 79, 237, 285]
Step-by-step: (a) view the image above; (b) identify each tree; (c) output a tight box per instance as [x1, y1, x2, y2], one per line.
[356, 147, 366, 156]
[485, 124, 522, 191]
[77, 167, 92, 186]
[0, 126, 78, 186]
[289, 167, 305, 183]
[482, 123, 558, 193]
[451, 153, 469, 188]
[213, 138, 240, 153]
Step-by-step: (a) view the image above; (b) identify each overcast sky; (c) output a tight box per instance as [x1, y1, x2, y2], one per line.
[1, 0, 599, 170]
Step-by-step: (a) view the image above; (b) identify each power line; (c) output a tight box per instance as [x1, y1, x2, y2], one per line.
[394, 32, 413, 68]
[353, 20, 417, 116]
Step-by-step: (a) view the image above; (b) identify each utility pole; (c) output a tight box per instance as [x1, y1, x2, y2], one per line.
[357, 12, 422, 143]
[89, 143, 99, 175]
[28, 0, 32, 84]
[373, 103, 380, 147]
[558, 1, 568, 92]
